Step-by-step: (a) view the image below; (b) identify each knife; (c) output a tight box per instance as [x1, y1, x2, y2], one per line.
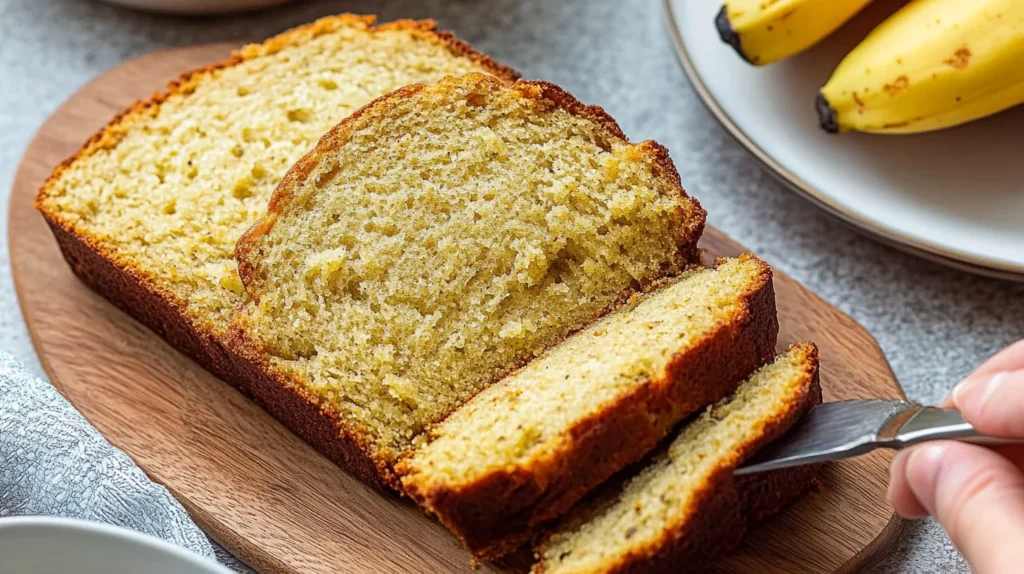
[735, 399, 1020, 476]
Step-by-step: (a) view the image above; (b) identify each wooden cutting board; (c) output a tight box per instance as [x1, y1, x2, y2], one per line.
[9, 43, 905, 573]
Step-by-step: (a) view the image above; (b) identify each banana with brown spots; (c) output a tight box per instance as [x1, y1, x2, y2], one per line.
[818, 0, 1024, 134]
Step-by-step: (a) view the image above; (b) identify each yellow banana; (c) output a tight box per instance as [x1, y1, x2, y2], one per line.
[818, 0, 1024, 134]
[717, 0, 875, 65]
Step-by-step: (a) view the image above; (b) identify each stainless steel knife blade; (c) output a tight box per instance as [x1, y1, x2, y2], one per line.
[734, 399, 1018, 476]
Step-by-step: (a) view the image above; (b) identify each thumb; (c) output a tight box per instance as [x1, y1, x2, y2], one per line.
[952, 368, 1024, 436]
[901, 441, 1024, 574]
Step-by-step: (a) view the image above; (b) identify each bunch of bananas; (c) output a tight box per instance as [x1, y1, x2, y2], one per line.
[716, 0, 1024, 134]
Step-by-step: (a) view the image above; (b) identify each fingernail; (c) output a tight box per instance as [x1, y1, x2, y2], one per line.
[952, 372, 1009, 414]
[904, 444, 946, 514]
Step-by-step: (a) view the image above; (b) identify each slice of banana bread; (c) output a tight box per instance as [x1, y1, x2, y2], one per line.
[533, 343, 821, 574]
[398, 255, 777, 558]
[34, 15, 518, 488]
[232, 73, 707, 486]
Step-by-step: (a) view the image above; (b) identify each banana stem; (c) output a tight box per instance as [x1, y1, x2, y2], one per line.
[715, 7, 751, 65]
[816, 92, 840, 134]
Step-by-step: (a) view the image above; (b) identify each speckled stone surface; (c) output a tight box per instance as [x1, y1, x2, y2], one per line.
[1, 0, 1021, 571]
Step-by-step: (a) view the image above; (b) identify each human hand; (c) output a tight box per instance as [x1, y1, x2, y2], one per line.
[888, 340, 1024, 573]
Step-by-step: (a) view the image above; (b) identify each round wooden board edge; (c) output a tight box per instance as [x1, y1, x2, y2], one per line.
[837, 515, 907, 574]
[8, 41, 907, 574]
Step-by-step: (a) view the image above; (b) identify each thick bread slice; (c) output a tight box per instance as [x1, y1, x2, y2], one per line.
[37, 14, 515, 336]
[232, 73, 706, 487]
[533, 343, 822, 574]
[398, 255, 778, 558]
[34, 15, 517, 489]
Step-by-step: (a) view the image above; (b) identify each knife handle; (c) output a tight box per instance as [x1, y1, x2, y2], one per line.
[890, 405, 1022, 448]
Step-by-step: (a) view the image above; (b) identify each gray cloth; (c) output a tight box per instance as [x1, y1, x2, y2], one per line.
[0, 350, 216, 560]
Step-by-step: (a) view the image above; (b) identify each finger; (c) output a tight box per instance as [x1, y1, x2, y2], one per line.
[942, 340, 1024, 408]
[889, 444, 1024, 519]
[972, 340, 1024, 375]
[902, 441, 1024, 574]
[888, 449, 928, 518]
[950, 368, 1024, 436]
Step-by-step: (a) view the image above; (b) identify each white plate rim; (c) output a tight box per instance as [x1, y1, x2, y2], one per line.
[0, 516, 233, 573]
[662, 0, 1024, 282]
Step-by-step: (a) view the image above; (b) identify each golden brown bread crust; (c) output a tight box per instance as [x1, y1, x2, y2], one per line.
[235, 73, 704, 294]
[533, 344, 823, 574]
[36, 14, 517, 214]
[34, 15, 520, 492]
[398, 256, 778, 559]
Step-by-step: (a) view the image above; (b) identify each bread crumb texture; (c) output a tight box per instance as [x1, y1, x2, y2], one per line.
[403, 256, 766, 487]
[236, 74, 704, 463]
[536, 344, 817, 574]
[38, 15, 504, 334]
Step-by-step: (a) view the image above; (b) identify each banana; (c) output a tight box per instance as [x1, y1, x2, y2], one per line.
[818, 0, 1024, 134]
[717, 0, 875, 65]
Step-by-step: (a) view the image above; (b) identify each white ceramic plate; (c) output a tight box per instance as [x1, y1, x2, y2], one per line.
[665, 0, 1024, 281]
[0, 517, 232, 574]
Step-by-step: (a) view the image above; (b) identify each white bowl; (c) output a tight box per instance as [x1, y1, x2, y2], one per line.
[99, 0, 294, 15]
[0, 517, 232, 574]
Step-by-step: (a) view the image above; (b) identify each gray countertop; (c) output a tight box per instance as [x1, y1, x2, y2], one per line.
[1, 0, 1020, 571]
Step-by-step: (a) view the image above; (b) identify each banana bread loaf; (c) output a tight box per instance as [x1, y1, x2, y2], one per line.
[232, 72, 707, 486]
[35, 15, 518, 488]
[398, 255, 778, 558]
[534, 343, 821, 574]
